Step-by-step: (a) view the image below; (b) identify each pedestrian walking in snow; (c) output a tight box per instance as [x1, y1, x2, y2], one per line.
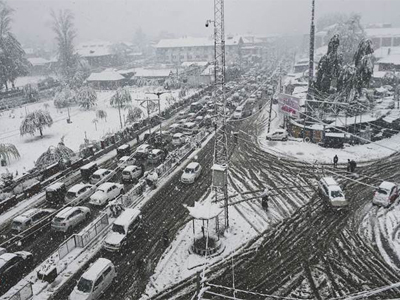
[163, 230, 169, 247]
[261, 188, 270, 210]
[333, 155, 338, 168]
[347, 159, 351, 172]
[350, 160, 357, 173]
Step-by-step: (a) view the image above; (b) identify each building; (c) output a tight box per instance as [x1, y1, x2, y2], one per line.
[365, 27, 400, 49]
[154, 36, 243, 64]
[86, 71, 126, 89]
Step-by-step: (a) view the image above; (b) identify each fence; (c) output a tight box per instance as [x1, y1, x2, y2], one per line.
[58, 235, 77, 260]
[7, 282, 33, 300]
[75, 213, 109, 248]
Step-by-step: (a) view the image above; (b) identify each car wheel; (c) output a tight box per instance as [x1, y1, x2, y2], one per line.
[86, 213, 90, 220]
[120, 189, 124, 195]
[283, 137, 288, 141]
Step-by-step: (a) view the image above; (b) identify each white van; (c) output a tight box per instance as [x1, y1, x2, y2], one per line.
[89, 169, 112, 185]
[318, 177, 348, 209]
[11, 208, 55, 234]
[233, 106, 243, 119]
[172, 133, 185, 146]
[69, 258, 116, 300]
[103, 208, 141, 252]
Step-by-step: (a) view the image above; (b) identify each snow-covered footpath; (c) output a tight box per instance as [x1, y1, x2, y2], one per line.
[0, 87, 194, 175]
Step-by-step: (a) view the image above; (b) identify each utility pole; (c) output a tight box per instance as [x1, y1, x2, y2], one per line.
[135, 97, 155, 136]
[147, 91, 168, 145]
[306, 0, 316, 118]
[206, 0, 229, 229]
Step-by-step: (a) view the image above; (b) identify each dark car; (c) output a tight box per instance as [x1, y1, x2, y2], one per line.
[0, 251, 34, 293]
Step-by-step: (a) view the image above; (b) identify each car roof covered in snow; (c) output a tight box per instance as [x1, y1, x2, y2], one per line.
[97, 182, 117, 191]
[118, 144, 130, 150]
[114, 208, 141, 228]
[379, 181, 396, 191]
[81, 162, 97, 170]
[173, 133, 184, 137]
[92, 169, 109, 176]
[321, 177, 338, 186]
[119, 156, 132, 161]
[56, 206, 85, 218]
[123, 165, 140, 172]
[151, 149, 163, 154]
[137, 144, 150, 152]
[82, 258, 113, 281]
[13, 209, 40, 222]
[68, 183, 91, 193]
[46, 182, 65, 191]
[186, 162, 200, 169]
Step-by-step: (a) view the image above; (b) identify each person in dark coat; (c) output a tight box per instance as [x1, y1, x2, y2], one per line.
[347, 159, 351, 172]
[350, 160, 357, 173]
[333, 155, 338, 168]
[163, 230, 169, 247]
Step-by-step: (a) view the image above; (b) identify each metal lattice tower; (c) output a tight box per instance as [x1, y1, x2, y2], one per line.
[211, 0, 229, 229]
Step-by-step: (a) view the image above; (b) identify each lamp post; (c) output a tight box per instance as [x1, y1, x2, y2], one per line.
[147, 91, 168, 146]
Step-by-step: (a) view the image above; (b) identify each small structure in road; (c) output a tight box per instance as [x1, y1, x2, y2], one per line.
[185, 201, 223, 256]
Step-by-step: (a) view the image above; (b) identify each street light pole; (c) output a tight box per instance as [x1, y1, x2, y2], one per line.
[147, 91, 168, 146]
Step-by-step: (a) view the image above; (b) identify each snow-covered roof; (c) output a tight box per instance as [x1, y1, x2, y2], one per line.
[181, 61, 209, 68]
[114, 208, 141, 227]
[87, 71, 125, 82]
[46, 182, 65, 191]
[92, 169, 109, 176]
[82, 258, 113, 281]
[374, 47, 400, 60]
[366, 27, 400, 38]
[76, 40, 113, 57]
[155, 36, 242, 48]
[378, 55, 400, 65]
[81, 162, 97, 170]
[379, 181, 396, 191]
[134, 68, 174, 78]
[186, 201, 223, 220]
[28, 57, 51, 66]
[97, 182, 116, 190]
[68, 184, 89, 193]
[372, 71, 390, 79]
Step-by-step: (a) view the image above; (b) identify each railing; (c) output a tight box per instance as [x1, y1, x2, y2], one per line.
[75, 213, 109, 248]
[5, 282, 33, 300]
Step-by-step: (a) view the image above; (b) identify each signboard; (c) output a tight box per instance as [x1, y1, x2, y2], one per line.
[278, 93, 300, 117]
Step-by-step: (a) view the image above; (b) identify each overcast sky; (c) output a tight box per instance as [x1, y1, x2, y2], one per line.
[8, 0, 400, 49]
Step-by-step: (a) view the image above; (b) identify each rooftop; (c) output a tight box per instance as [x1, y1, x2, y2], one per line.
[82, 258, 113, 281]
[155, 36, 242, 48]
[365, 27, 400, 38]
[87, 71, 125, 82]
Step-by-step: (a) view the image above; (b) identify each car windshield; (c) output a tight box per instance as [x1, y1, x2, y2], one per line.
[331, 190, 343, 198]
[65, 191, 76, 200]
[12, 221, 22, 228]
[377, 188, 389, 195]
[77, 277, 93, 293]
[185, 168, 195, 174]
[92, 174, 100, 179]
[122, 171, 130, 175]
[0, 258, 7, 271]
[112, 224, 125, 235]
[98, 188, 106, 193]
[53, 217, 65, 223]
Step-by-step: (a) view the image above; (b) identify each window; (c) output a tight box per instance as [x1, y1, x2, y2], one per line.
[394, 37, 400, 47]
[77, 278, 93, 293]
[103, 266, 112, 277]
[94, 275, 103, 289]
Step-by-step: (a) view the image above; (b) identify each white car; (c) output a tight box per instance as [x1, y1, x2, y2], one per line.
[266, 129, 288, 141]
[318, 177, 348, 209]
[89, 169, 112, 185]
[135, 144, 151, 158]
[373, 181, 399, 208]
[181, 162, 202, 184]
[122, 165, 142, 183]
[65, 183, 94, 204]
[118, 156, 136, 168]
[51, 206, 91, 233]
[89, 182, 124, 206]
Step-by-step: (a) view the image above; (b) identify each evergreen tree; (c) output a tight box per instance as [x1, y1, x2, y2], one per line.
[110, 87, 132, 128]
[0, 1, 31, 90]
[54, 85, 76, 108]
[77, 86, 97, 110]
[20, 110, 53, 137]
[52, 9, 78, 83]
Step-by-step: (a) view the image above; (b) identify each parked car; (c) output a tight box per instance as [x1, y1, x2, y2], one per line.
[266, 129, 288, 141]
[233, 106, 244, 119]
[172, 133, 185, 146]
[318, 177, 348, 209]
[65, 183, 94, 204]
[103, 208, 141, 252]
[11, 208, 55, 234]
[116, 144, 130, 159]
[69, 258, 116, 300]
[89, 182, 124, 206]
[118, 156, 136, 168]
[89, 169, 112, 185]
[181, 162, 202, 184]
[0, 251, 33, 290]
[51, 206, 91, 233]
[46, 182, 67, 206]
[148, 149, 165, 164]
[135, 144, 151, 159]
[122, 165, 143, 183]
[373, 181, 399, 208]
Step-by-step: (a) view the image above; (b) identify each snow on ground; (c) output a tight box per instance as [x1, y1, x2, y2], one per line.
[13, 76, 50, 88]
[0, 87, 195, 175]
[257, 104, 400, 165]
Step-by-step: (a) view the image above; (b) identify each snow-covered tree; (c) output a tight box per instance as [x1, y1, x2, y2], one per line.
[52, 9, 78, 82]
[326, 14, 366, 65]
[96, 109, 107, 122]
[20, 110, 53, 137]
[125, 107, 143, 124]
[92, 118, 98, 131]
[110, 87, 132, 128]
[77, 86, 97, 110]
[54, 86, 76, 108]
[315, 35, 342, 95]
[0, 143, 20, 164]
[35, 137, 74, 168]
[23, 84, 39, 103]
[0, 1, 31, 90]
